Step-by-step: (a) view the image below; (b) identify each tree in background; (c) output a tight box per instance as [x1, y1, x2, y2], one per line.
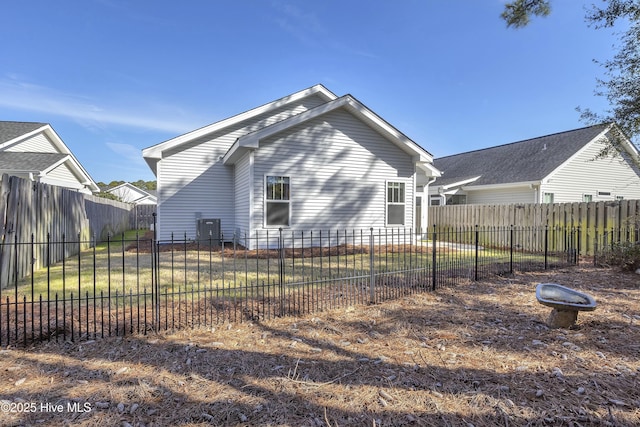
[501, 0, 551, 28]
[502, 0, 640, 161]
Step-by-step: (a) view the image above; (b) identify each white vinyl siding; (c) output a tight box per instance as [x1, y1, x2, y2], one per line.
[543, 136, 640, 203]
[234, 152, 252, 237]
[5, 133, 59, 153]
[467, 187, 536, 205]
[44, 162, 79, 183]
[156, 96, 327, 240]
[251, 108, 415, 231]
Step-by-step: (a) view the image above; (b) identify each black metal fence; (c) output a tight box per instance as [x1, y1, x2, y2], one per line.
[0, 225, 580, 347]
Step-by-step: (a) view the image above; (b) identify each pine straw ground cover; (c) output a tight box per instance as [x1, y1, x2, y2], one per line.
[0, 266, 638, 427]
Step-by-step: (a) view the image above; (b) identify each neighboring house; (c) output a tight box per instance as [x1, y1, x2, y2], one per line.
[143, 84, 440, 247]
[107, 182, 157, 205]
[0, 121, 99, 194]
[429, 123, 640, 206]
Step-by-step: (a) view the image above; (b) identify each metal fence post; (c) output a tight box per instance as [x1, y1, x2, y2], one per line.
[431, 225, 437, 291]
[509, 225, 514, 274]
[369, 228, 375, 303]
[279, 228, 285, 316]
[544, 225, 549, 270]
[151, 212, 159, 331]
[474, 225, 479, 281]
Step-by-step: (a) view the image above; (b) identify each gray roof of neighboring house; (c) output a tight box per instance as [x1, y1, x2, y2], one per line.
[0, 152, 68, 171]
[433, 124, 609, 187]
[0, 121, 47, 144]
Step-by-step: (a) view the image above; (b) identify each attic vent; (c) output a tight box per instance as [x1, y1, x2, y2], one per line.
[542, 143, 547, 151]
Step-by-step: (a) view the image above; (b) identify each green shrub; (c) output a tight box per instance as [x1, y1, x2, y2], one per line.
[600, 242, 640, 271]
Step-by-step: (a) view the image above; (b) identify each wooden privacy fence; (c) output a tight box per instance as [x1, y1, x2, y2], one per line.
[428, 200, 640, 255]
[0, 174, 156, 289]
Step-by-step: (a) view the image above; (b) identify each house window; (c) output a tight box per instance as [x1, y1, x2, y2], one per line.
[543, 193, 554, 204]
[616, 195, 624, 201]
[583, 194, 593, 202]
[446, 195, 467, 205]
[430, 196, 441, 206]
[597, 191, 612, 197]
[265, 176, 290, 226]
[387, 182, 405, 225]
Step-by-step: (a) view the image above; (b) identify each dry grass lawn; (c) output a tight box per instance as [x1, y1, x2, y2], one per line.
[1, 266, 639, 426]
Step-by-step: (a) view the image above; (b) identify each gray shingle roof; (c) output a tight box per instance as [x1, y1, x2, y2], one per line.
[0, 121, 48, 144]
[0, 152, 68, 171]
[433, 124, 609, 187]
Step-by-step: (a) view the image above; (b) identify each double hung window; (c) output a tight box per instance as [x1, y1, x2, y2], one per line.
[387, 182, 405, 225]
[265, 176, 290, 226]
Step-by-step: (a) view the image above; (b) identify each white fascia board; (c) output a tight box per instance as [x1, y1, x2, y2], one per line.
[42, 156, 100, 193]
[41, 155, 72, 174]
[0, 124, 50, 150]
[43, 126, 100, 192]
[108, 182, 131, 192]
[417, 162, 441, 177]
[109, 182, 152, 198]
[607, 123, 640, 161]
[224, 95, 436, 169]
[440, 176, 481, 190]
[463, 180, 541, 191]
[41, 125, 72, 154]
[142, 84, 338, 162]
[223, 97, 349, 165]
[346, 99, 434, 162]
[543, 126, 610, 184]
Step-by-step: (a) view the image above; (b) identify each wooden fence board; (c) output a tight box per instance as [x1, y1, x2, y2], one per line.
[0, 175, 156, 289]
[428, 199, 640, 255]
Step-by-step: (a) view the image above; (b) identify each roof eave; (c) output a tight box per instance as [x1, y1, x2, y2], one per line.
[142, 84, 338, 161]
[0, 124, 50, 149]
[463, 180, 541, 191]
[224, 95, 435, 169]
[417, 162, 441, 177]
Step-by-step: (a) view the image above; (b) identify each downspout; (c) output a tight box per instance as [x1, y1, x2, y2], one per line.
[425, 176, 437, 231]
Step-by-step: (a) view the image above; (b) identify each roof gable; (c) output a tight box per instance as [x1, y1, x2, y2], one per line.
[434, 124, 609, 187]
[0, 121, 99, 192]
[107, 182, 157, 204]
[142, 84, 338, 174]
[0, 121, 48, 145]
[223, 94, 435, 166]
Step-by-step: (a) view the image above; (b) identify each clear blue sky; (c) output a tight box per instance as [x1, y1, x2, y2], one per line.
[0, 1, 620, 184]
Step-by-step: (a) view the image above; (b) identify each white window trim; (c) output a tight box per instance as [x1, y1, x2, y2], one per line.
[430, 194, 443, 206]
[263, 174, 292, 228]
[386, 180, 408, 226]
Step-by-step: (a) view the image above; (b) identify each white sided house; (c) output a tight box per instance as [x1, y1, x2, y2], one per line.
[142, 85, 440, 248]
[429, 124, 640, 206]
[107, 182, 157, 205]
[0, 121, 99, 194]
